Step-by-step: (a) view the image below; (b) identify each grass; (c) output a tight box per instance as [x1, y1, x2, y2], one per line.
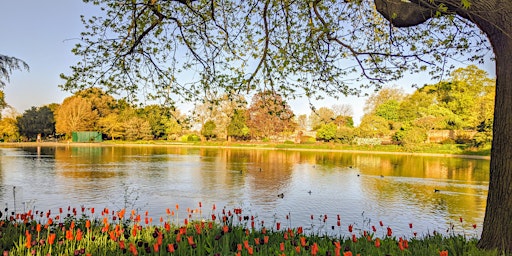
[0, 204, 505, 256]
[100, 140, 491, 158]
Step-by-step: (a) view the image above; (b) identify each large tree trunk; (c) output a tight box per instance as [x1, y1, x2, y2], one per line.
[478, 27, 512, 252]
[374, 0, 512, 252]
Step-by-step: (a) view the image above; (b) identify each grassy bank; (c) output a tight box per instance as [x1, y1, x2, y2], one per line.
[0, 205, 505, 256]
[98, 140, 491, 159]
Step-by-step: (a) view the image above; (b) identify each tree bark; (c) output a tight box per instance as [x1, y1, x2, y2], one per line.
[374, 0, 512, 252]
[478, 26, 512, 252]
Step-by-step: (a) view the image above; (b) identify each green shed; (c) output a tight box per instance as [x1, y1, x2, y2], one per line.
[71, 131, 103, 142]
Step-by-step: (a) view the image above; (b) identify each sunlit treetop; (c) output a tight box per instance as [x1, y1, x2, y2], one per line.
[60, 0, 490, 108]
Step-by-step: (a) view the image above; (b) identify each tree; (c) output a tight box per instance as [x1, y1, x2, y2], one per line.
[0, 116, 19, 142]
[55, 96, 98, 138]
[124, 117, 153, 141]
[364, 87, 405, 115]
[97, 113, 124, 140]
[374, 1, 510, 250]
[17, 106, 56, 141]
[246, 91, 296, 139]
[0, 55, 29, 88]
[316, 123, 337, 142]
[0, 55, 29, 112]
[227, 109, 249, 141]
[309, 107, 335, 131]
[201, 120, 217, 141]
[357, 114, 390, 138]
[65, 0, 510, 250]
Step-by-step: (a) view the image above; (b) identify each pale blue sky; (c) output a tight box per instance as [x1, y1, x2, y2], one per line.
[1, 1, 496, 125]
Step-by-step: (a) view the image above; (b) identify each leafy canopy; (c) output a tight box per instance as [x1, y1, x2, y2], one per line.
[61, 1, 489, 108]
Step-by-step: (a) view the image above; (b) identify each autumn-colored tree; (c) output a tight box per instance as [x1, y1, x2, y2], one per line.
[55, 96, 98, 138]
[124, 117, 153, 141]
[246, 91, 296, 140]
[0, 116, 19, 142]
[97, 113, 124, 140]
[75, 88, 118, 119]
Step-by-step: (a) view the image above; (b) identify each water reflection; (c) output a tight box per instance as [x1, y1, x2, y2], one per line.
[0, 145, 488, 237]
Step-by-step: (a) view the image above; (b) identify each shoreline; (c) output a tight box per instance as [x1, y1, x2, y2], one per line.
[0, 141, 491, 160]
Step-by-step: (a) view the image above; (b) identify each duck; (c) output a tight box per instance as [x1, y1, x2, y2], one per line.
[434, 189, 440, 193]
[277, 193, 284, 198]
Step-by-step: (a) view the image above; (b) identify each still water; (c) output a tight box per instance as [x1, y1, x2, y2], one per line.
[0, 145, 489, 238]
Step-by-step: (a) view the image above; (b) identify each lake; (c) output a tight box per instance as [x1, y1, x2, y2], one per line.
[0, 144, 489, 238]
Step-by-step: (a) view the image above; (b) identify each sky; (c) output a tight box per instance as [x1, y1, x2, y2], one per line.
[1, 1, 496, 126]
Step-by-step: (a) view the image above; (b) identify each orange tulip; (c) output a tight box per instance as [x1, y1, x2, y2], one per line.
[280, 242, 285, 252]
[167, 244, 175, 253]
[375, 238, 381, 248]
[25, 231, 32, 249]
[311, 242, 319, 255]
[439, 250, 449, 256]
[343, 252, 353, 256]
[76, 228, 83, 241]
[300, 236, 307, 247]
[187, 236, 195, 246]
[48, 233, 56, 245]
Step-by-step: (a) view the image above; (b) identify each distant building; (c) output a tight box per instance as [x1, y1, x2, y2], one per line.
[71, 131, 103, 142]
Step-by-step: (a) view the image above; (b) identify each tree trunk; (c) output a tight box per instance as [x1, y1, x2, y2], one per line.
[477, 30, 512, 252]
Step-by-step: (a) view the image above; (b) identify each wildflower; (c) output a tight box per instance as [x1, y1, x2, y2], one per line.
[277, 222, 281, 230]
[280, 242, 285, 252]
[343, 252, 353, 256]
[387, 227, 392, 236]
[237, 244, 242, 251]
[372, 225, 376, 232]
[439, 250, 449, 256]
[348, 224, 353, 233]
[352, 234, 357, 243]
[379, 220, 383, 226]
[472, 224, 477, 229]
[375, 238, 381, 248]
